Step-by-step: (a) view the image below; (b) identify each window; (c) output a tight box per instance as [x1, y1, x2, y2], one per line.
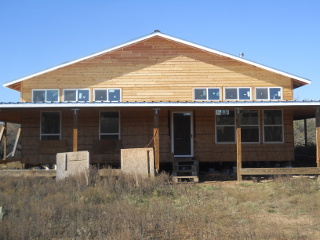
[33, 89, 59, 102]
[94, 89, 121, 102]
[256, 87, 282, 100]
[194, 88, 220, 101]
[216, 110, 235, 143]
[63, 89, 90, 102]
[216, 110, 259, 143]
[241, 110, 259, 143]
[41, 112, 61, 140]
[100, 111, 120, 140]
[263, 110, 283, 142]
[225, 87, 251, 100]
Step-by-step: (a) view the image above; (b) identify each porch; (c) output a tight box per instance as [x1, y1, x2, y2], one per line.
[0, 101, 320, 181]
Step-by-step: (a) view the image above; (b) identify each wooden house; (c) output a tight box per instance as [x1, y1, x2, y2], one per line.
[1, 31, 320, 179]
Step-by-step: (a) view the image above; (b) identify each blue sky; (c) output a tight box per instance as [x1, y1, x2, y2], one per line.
[0, 0, 319, 102]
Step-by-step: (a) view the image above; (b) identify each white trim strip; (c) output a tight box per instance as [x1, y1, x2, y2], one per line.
[1, 101, 320, 109]
[4, 31, 311, 88]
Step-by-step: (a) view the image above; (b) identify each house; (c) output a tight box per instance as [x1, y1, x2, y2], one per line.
[1, 31, 319, 179]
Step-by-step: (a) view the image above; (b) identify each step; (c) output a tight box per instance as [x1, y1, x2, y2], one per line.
[175, 165, 198, 171]
[172, 176, 199, 183]
[172, 171, 198, 176]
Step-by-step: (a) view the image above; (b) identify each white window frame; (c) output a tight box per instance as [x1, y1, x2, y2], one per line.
[255, 87, 282, 101]
[63, 89, 90, 102]
[193, 88, 221, 101]
[94, 88, 122, 102]
[40, 111, 61, 140]
[99, 111, 121, 140]
[32, 89, 59, 102]
[241, 110, 260, 144]
[215, 110, 236, 144]
[263, 109, 284, 143]
[224, 87, 252, 101]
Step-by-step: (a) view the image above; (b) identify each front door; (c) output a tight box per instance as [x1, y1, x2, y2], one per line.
[172, 112, 193, 157]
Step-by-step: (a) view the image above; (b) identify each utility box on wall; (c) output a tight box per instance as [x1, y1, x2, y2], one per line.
[121, 148, 155, 178]
[56, 151, 89, 181]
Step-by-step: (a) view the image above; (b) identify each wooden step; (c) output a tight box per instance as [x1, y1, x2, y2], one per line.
[172, 176, 199, 183]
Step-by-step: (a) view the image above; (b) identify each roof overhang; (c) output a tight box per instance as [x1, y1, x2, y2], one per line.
[0, 101, 320, 108]
[0, 101, 319, 122]
[3, 31, 311, 91]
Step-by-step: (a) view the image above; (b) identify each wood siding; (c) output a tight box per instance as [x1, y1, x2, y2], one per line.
[20, 37, 294, 103]
[20, 108, 294, 165]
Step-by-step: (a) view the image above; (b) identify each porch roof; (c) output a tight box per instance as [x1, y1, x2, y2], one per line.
[0, 101, 319, 123]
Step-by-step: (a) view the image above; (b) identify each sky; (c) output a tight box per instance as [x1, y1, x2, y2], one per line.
[0, 0, 319, 102]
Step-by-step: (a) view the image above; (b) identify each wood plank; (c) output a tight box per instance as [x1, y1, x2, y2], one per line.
[0, 170, 56, 177]
[0, 125, 4, 142]
[240, 167, 320, 175]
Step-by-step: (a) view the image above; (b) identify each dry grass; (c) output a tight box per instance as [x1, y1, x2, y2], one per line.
[0, 171, 319, 239]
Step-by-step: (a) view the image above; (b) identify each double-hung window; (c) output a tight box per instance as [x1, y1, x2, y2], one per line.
[263, 110, 283, 142]
[194, 88, 220, 101]
[241, 110, 259, 143]
[216, 110, 235, 143]
[256, 87, 282, 100]
[94, 89, 121, 102]
[225, 87, 251, 100]
[100, 111, 120, 140]
[33, 89, 59, 102]
[41, 112, 61, 140]
[63, 89, 90, 102]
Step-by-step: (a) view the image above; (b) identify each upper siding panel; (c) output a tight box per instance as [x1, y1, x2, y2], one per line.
[21, 36, 293, 102]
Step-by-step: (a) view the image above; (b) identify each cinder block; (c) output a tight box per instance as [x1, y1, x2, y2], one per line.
[121, 148, 155, 178]
[56, 151, 89, 181]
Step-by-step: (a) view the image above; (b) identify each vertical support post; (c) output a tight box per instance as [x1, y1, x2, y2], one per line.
[236, 108, 242, 181]
[304, 118, 308, 160]
[72, 109, 79, 152]
[153, 108, 160, 171]
[316, 108, 320, 168]
[3, 122, 7, 160]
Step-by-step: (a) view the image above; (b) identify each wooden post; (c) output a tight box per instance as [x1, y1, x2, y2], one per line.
[236, 109, 242, 181]
[72, 109, 79, 152]
[153, 108, 160, 171]
[11, 128, 21, 158]
[316, 108, 320, 168]
[3, 122, 7, 160]
[304, 118, 308, 160]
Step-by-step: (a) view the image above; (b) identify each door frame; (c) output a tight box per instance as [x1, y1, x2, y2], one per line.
[171, 111, 194, 157]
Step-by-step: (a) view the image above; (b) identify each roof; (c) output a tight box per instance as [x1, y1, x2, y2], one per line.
[0, 100, 319, 109]
[4, 31, 311, 91]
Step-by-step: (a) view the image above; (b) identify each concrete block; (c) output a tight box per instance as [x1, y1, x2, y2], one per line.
[121, 148, 155, 178]
[56, 151, 89, 181]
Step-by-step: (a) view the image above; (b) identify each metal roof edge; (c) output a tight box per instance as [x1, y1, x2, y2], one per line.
[4, 31, 311, 88]
[1, 101, 320, 109]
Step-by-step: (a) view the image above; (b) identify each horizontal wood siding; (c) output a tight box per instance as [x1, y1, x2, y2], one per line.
[20, 108, 294, 165]
[21, 37, 293, 102]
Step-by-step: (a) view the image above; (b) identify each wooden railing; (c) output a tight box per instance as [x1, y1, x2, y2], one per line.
[0, 169, 122, 178]
[240, 167, 320, 176]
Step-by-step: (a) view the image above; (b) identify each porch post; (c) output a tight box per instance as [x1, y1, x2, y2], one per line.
[316, 108, 320, 168]
[153, 108, 160, 171]
[72, 109, 79, 152]
[304, 118, 308, 160]
[3, 122, 7, 160]
[235, 108, 242, 181]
